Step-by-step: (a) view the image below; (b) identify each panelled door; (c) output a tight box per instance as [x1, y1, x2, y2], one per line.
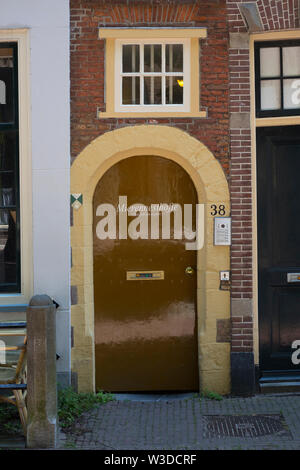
[257, 126, 300, 372]
[93, 155, 199, 392]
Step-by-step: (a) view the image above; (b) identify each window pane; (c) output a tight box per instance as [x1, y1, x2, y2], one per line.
[283, 47, 300, 77]
[0, 47, 14, 123]
[0, 131, 16, 171]
[166, 76, 184, 104]
[122, 77, 140, 105]
[260, 79, 281, 110]
[144, 45, 161, 73]
[0, 45, 19, 293]
[144, 77, 162, 104]
[0, 131, 18, 290]
[283, 78, 300, 109]
[122, 45, 140, 73]
[260, 48, 280, 78]
[0, 174, 15, 207]
[0, 209, 17, 285]
[166, 44, 183, 73]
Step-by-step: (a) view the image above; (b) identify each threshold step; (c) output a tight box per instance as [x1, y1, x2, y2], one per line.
[260, 375, 300, 384]
[260, 381, 300, 394]
[0, 322, 26, 328]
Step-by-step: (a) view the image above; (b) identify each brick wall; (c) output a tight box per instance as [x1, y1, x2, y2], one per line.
[70, 0, 230, 173]
[227, 0, 299, 31]
[71, 0, 300, 360]
[227, 0, 299, 354]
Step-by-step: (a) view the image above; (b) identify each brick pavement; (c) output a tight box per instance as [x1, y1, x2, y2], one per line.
[59, 393, 300, 450]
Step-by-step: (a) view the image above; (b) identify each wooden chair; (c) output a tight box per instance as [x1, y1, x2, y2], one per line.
[0, 328, 27, 435]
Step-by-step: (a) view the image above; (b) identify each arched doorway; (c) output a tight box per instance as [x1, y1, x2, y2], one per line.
[71, 125, 230, 394]
[93, 155, 199, 391]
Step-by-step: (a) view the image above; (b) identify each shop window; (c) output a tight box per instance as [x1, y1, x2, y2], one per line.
[0, 43, 20, 292]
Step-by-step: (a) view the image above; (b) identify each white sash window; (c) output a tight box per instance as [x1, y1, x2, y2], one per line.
[115, 39, 190, 112]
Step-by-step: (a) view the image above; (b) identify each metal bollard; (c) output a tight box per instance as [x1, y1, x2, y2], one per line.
[26, 295, 57, 448]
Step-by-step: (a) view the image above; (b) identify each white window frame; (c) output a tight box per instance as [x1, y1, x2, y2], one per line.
[0, 29, 32, 305]
[115, 38, 191, 113]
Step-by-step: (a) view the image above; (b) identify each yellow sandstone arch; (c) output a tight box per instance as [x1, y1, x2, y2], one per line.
[71, 125, 230, 394]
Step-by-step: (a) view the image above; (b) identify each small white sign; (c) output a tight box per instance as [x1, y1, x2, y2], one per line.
[214, 217, 231, 246]
[220, 271, 230, 281]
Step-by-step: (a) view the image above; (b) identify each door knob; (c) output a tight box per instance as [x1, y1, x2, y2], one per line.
[185, 266, 195, 275]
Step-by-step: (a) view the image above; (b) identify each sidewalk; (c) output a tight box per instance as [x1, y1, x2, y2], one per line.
[59, 393, 300, 450]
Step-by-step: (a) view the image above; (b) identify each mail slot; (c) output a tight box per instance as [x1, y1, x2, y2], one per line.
[287, 273, 300, 283]
[126, 270, 164, 280]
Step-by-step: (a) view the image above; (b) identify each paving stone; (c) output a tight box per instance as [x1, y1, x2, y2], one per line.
[57, 393, 300, 450]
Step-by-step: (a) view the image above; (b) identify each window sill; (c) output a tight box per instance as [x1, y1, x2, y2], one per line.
[0, 294, 28, 306]
[98, 110, 207, 119]
[255, 115, 300, 127]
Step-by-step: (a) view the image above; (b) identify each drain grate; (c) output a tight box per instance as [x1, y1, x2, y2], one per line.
[203, 414, 292, 439]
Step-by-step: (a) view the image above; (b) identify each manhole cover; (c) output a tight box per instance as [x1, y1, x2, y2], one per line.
[203, 414, 292, 439]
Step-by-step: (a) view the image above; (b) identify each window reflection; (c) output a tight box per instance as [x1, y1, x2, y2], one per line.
[144, 77, 162, 105]
[121, 42, 185, 107]
[0, 42, 19, 292]
[0, 81, 6, 105]
[166, 44, 183, 73]
[166, 76, 184, 105]
[256, 42, 300, 116]
[122, 76, 140, 105]
[144, 45, 161, 73]
[0, 132, 18, 289]
[0, 48, 14, 123]
[0, 209, 16, 284]
[122, 45, 140, 73]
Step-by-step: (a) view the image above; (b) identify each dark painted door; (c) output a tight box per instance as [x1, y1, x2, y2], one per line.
[93, 155, 199, 392]
[257, 126, 300, 372]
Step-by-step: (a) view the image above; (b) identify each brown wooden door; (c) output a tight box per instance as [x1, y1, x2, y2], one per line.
[93, 155, 198, 391]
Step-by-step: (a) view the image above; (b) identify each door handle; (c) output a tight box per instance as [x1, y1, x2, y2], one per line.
[185, 266, 195, 275]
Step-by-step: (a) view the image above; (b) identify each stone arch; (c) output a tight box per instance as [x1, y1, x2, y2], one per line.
[71, 125, 230, 394]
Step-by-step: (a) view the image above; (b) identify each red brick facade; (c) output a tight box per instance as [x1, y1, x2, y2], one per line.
[70, 0, 230, 172]
[70, 0, 300, 392]
[228, 0, 299, 31]
[228, 0, 300, 358]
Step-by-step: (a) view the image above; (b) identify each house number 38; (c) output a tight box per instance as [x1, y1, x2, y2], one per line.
[211, 204, 226, 216]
